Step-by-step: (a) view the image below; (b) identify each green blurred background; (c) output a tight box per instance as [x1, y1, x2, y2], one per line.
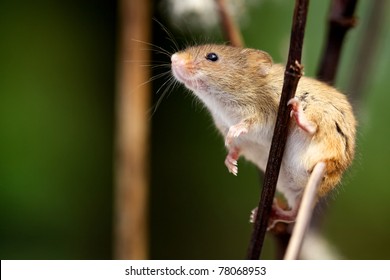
[1, 0, 390, 259]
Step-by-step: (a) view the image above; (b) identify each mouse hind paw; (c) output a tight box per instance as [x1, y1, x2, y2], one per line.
[249, 200, 298, 231]
[288, 97, 317, 135]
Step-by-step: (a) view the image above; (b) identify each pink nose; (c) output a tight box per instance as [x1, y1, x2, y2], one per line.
[171, 53, 186, 66]
[171, 53, 179, 63]
[171, 53, 188, 82]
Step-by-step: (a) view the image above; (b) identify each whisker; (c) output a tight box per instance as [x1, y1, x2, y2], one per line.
[155, 74, 175, 96]
[151, 64, 171, 70]
[129, 19, 186, 118]
[150, 76, 180, 117]
[149, 71, 172, 83]
[132, 39, 173, 58]
[153, 18, 181, 52]
[123, 60, 170, 67]
[136, 71, 171, 89]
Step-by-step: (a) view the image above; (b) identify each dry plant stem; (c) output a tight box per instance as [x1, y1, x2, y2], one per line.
[309, 0, 359, 235]
[317, 0, 358, 84]
[284, 162, 326, 260]
[273, 226, 292, 259]
[246, 0, 309, 260]
[215, 0, 244, 47]
[114, 0, 151, 259]
[348, 0, 386, 105]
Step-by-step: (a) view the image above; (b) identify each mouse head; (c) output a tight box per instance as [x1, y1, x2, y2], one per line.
[171, 44, 273, 99]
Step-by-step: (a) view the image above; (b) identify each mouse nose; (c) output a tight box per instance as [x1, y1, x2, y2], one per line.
[171, 53, 188, 74]
[171, 52, 191, 65]
[171, 53, 182, 65]
[171, 53, 192, 82]
[171, 53, 178, 63]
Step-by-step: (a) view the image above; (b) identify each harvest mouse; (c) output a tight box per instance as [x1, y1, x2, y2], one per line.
[170, 44, 356, 228]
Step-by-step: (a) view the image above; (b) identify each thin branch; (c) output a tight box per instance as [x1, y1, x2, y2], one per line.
[246, 0, 309, 260]
[275, 0, 360, 259]
[114, 0, 151, 259]
[347, 0, 385, 106]
[215, 0, 244, 47]
[317, 0, 359, 84]
[273, 225, 292, 259]
[284, 162, 326, 260]
[295, 0, 360, 256]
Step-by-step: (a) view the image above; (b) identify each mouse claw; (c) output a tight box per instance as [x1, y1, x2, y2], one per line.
[288, 97, 317, 135]
[249, 207, 278, 231]
[225, 159, 238, 176]
[224, 147, 240, 176]
[249, 207, 258, 223]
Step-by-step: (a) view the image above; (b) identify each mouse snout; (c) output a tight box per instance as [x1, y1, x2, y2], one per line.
[171, 53, 190, 68]
[171, 52, 206, 91]
[171, 52, 194, 82]
[171, 53, 180, 64]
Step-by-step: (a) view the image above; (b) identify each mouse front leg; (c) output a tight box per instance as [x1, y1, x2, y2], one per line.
[288, 97, 317, 135]
[224, 117, 257, 176]
[225, 123, 248, 147]
[224, 117, 257, 147]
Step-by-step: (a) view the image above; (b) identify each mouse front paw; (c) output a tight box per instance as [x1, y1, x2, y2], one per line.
[224, 147, 240, 176]
[225, 123, 249, 147]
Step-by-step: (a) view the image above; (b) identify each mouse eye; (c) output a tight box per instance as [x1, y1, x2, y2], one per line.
[205, 52, 219, 62]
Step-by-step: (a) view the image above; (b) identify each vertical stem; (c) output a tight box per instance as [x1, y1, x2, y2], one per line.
[284, 162, 326, 260]
[215, 0, 244, 47]
[308, 0, 359, 251]
[347, 0, 385, 105]
[274, 0, 359, 259]
[114, 0, 151, 259]
[317, 0, 358, 84]
[247, 0, 309, 260]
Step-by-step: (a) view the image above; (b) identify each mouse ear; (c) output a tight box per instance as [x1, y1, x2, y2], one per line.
[244, 49, 273, 77]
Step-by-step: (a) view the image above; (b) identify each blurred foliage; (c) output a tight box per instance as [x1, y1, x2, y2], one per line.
[1, 0, 390, 260]
[0, 0, 115, 259]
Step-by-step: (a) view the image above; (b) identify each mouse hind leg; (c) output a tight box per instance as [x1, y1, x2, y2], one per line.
[250, 195, 302, 230]
[288, 97, 317, 135]
[249, 169, 305, 230]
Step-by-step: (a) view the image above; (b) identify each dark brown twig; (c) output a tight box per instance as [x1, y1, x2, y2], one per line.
[305, 0, 359, 249]
[246, 0, 309, 260]
[317, 0, 359, 84]
[215, 0, 244, 47]
[274, 0, 360, 259]
[347, 0, 385, 105]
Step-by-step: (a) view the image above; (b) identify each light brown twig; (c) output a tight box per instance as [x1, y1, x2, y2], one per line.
[215, 0, 244, 47]
[114, 0, 151, 259]
[284, 162, 326, 260]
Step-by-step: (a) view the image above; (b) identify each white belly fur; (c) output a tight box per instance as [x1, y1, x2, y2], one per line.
[236, 126, 311, 209]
